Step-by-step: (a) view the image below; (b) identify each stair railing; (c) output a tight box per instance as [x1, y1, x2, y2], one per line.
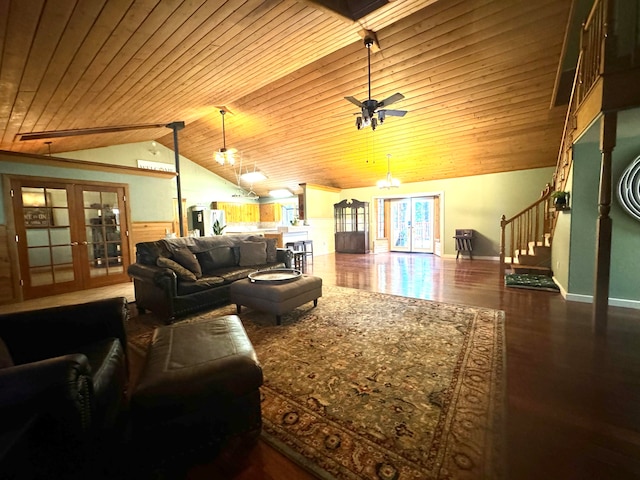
[500, 185, 553, 273]
[499, 33, 586, 274]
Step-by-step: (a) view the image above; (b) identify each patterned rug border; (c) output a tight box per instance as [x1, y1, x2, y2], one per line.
[128, 285, 507, 479]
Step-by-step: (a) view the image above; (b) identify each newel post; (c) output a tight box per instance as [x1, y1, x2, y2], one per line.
[593, 111, 617, 334]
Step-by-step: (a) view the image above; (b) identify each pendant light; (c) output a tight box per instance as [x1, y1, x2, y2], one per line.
[215, 110, 236, 165]
[377, 154, 400, 189]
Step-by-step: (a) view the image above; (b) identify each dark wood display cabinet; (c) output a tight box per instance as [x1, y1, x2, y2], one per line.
[334, 199, 370, 253]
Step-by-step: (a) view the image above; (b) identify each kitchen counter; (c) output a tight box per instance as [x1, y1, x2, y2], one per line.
[277, 226, 311, 233]
[224, 228, 279, 235]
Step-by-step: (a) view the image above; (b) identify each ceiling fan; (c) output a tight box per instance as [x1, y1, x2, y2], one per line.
[345, 34, 407, 130]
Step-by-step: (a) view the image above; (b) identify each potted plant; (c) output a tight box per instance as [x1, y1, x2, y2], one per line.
[212, 219, 226, 235]
[551, 191, 569, 211]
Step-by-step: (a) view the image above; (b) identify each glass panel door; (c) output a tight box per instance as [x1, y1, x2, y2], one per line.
[12, 178, 130, 299]
[78, 185, 129, 288]
[411, 197, 434, 253]
[390, 197, 434, 253]
[16, 183, 82, 298]
[390, 199, 411, 252]
[83, 190, 121, 273]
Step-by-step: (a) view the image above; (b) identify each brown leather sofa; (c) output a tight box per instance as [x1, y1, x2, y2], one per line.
[127, 235, 292, 323]
[0, 297, 129, 479]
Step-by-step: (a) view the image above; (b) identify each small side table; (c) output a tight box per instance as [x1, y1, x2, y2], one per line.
[453, 229, 474, 259]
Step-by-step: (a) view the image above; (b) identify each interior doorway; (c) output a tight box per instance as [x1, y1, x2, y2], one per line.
[10, 177, 131, 300]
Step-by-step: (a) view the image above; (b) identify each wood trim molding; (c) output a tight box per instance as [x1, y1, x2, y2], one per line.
[299, 183, 342, 193]
[0, 224, 17, 305]
[0, 149, 176, 179]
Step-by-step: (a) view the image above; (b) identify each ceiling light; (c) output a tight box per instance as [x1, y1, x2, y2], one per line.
[215, 110, 236, 165]
[377, 154, 400, 189]
[240, 171, 267, 183]
[269, 189, 293, 198]
[148, 140, 160, 156]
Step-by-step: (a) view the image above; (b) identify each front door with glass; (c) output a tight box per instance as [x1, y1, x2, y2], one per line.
[390, 197, 434, 253]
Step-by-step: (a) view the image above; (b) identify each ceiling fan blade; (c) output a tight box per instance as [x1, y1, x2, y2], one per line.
[378, 93, 405, 108]
[345, 96, 363, 108]
[380, 109, 407, 117]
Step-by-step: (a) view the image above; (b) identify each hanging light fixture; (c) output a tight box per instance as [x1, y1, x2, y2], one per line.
[377, 154, 400, 189]
[215, 109, 236, 165]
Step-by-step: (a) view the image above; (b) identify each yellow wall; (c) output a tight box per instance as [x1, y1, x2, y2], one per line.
[303, 185, 340, 256]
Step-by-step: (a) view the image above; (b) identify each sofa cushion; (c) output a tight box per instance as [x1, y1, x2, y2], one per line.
[177, 276, 226, 295]
[196, 246, 237, 274]
[157, 257, 197, 282]
[214, 266, 257, 283]
[172, 246, 203, 278]
[239, 241, 267, 267]
[0, 337, 13, 369]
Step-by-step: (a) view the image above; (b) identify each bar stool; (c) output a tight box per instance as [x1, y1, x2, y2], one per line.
[301, 239, 313, 263]
[285, 241, 307, 272]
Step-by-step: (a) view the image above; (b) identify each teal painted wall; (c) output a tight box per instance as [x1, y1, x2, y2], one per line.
[568, 141, 599, 295]
[0, 142, 254, 227]
[0, 156, 174, 224]
[550, 164, 573, 291]
[567, 108, 640, 303]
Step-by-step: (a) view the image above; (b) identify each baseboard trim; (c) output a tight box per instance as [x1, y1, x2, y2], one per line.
[564, 292, 640, 310]
[441, 254, 500, 261]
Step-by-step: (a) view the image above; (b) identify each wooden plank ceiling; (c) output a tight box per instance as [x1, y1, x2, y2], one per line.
[0, 0, 571, 198]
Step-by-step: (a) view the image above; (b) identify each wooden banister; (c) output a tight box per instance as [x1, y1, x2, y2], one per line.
[500, 185, 553, 274]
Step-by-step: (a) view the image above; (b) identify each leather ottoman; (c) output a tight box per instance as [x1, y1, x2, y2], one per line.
[130, 315, 263, 469]
[230, 274, 323, 325]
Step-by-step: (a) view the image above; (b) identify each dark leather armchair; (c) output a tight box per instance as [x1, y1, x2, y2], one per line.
[0, 297, 130, 479]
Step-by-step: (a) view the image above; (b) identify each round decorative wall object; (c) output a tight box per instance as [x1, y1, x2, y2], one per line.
[618, 155, 640, 222]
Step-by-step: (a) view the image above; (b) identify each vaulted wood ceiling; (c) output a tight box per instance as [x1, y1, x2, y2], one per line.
[0, 0, 571, 197]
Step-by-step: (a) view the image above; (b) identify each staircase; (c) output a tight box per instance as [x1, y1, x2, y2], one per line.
[511, 237, 552, 275]
[500, 186, 555, 276]
[499, 21, 586, 276]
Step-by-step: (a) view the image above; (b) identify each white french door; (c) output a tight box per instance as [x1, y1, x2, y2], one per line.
[390, 197, 434, 253]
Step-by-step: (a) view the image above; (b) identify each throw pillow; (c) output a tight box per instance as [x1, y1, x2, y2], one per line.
[264, 238, 277, 263]
[247, 236, 277, 263]
[239, 241, 267, 266]
[196, 246, 236, 274]
[171, 246, 202, 278]
[0, 337, 14, 369]
[157, 256, 197, 281]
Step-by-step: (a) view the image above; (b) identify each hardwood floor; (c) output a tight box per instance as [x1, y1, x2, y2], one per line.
[5, 253, 640, 479]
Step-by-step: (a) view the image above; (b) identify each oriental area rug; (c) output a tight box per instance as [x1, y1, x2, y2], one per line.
[127, 285, 506, 480]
